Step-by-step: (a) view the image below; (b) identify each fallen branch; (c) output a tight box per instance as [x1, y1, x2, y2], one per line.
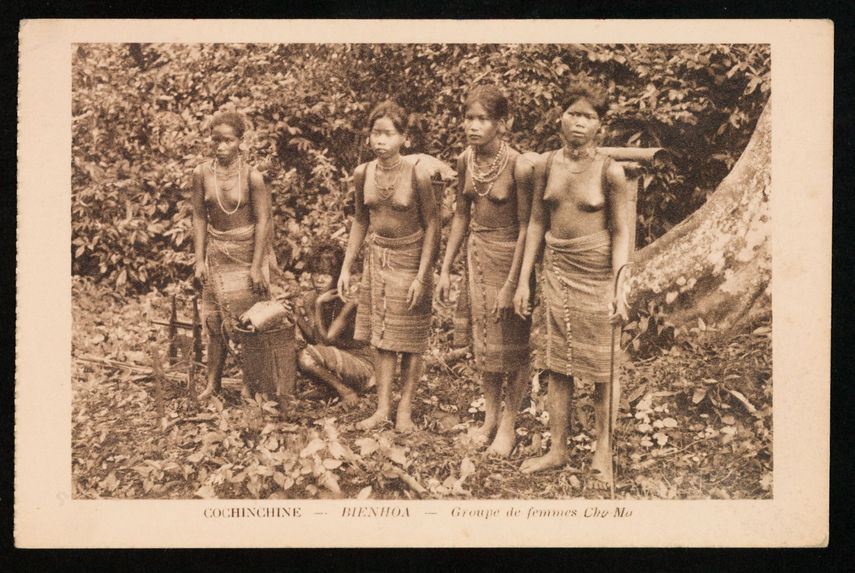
[726, 388, 758, 414]
[640, 435, 712, 462]
[391, 468, 427, 496]
[75, 354, 242, 386]
[425, 347, 470, 378]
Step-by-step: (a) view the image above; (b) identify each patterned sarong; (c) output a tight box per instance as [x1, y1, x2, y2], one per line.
[300, 344, 375, 390]
[202, 224, 269, 338]
[543, 229, 617, 382]
[454, 223, 530, 373]
[354, 229, 432, 354]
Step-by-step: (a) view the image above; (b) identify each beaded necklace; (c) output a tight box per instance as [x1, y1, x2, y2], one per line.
[373, 157, 404, 200]
[468, 141, 509, 197]
[212, 157, 243, 215]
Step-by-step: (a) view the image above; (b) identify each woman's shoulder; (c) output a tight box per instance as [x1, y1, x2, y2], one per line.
[193, 160, 213, 176]
[601, 155, 627, 185]
[353, 160, 373, 179]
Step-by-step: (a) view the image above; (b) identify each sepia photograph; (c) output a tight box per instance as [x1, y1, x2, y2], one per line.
[16, 19, 830, 547]
[67, 41, 772, 502]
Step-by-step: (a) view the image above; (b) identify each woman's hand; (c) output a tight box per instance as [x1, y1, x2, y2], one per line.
[193, 262, 207, 292]
[608, 272, 630, 325]
[436, 272, 451, 305]
[492, 281, 516, 321]
[249, 265, 267, 295]
[337, 269, 351, 302]
[406, 278, 425, 311]
[608, 298, 628, 326]
[513, 282, 531, 320]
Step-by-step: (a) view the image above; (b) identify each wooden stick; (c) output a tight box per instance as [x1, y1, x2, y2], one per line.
[168, 295, 178, 365]
[74, 354, 242, 386]
[152, 319, 194, 330]
[394, 469, 427, 495]
[150, 344, 165, 418]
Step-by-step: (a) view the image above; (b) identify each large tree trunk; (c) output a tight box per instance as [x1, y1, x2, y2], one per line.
[628, 103, 771, 331]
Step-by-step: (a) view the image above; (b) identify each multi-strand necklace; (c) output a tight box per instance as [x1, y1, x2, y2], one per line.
[212, 157, 242, 215]
[373, 156, 404, 200]
[469, 140, 509, 197]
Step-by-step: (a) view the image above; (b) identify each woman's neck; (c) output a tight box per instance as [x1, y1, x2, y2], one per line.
[474, 137, 501, 159]
[377, 153, 402, 169]
[216, 156, 240, 169]
[563, 141, 597, 160]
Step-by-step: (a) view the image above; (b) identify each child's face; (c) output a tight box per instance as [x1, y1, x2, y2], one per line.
[312, 254, 337, 292]
[369, 116, 406, 160]
[212, 124, 241, 164]
[464, 101, 502, 147]
[561, 98, 601, 147]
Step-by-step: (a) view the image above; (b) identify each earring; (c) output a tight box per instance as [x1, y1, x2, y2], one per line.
[365, 137, 370, 146]
[404, 139, 411, 149]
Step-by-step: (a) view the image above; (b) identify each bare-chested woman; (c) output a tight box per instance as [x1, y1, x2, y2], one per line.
[192, 111, 272, 400]
[337, 101, 439, 432]
[436, 85, 534, 457]
[513, 82, 629, 489]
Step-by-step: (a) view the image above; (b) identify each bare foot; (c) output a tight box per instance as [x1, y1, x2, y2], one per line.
[486, 425, 516, 457]
[197, 381, 220, 400]
[240, 385, 253, 401]
[588, 446, 613, 490]
[339, 391, 359, 409]
[395, 413, 416, 433]
[357, 411, 391, 430]
[520, 450, 568, 474]
[470, 422, 497, 448]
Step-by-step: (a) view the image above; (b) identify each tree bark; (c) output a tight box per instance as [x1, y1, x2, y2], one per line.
[628, 102, 771, 332]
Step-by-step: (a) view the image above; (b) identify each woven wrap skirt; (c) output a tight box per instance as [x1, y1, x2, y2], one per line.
[542, 229, 618, 383]
[202, 224, 269, 338]
[354, 229, 432, 354]
[454, 223, 530, 373]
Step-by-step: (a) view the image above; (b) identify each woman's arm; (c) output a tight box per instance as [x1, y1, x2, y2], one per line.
[514, 152, 549, 318]
[437, 154, 470, 303]
[409, 164, 440, 310]
[249, 167, 272, 293]
[606, 161, 631, 323]
[497, 154, 534, 312]
[191, 165, 208, 290]
[323, 299, 359, 344]
[338, 163, 370, 301]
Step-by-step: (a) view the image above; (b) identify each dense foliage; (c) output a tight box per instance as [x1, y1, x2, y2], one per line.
[72, 43, 769, 292]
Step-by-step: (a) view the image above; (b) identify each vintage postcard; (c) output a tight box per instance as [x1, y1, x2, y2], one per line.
[16, 19, 831, 547]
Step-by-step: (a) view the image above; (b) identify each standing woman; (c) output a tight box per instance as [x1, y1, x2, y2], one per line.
[338, 101, 439, 432]
[192, 111, 272, 400]
[436, 85, 534, 457]
[513, 82, 629, 488]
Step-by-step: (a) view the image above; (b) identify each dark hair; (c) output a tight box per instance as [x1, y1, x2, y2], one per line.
[210, 111, 247, 138]
[367, 100, 408, 134]
[465, 85, 510, 120]
[307, 240, 345, 277]
[563, 82, 609, 118]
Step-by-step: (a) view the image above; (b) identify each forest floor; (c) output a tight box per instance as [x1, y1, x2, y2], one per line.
[71, 275, 772, 501]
